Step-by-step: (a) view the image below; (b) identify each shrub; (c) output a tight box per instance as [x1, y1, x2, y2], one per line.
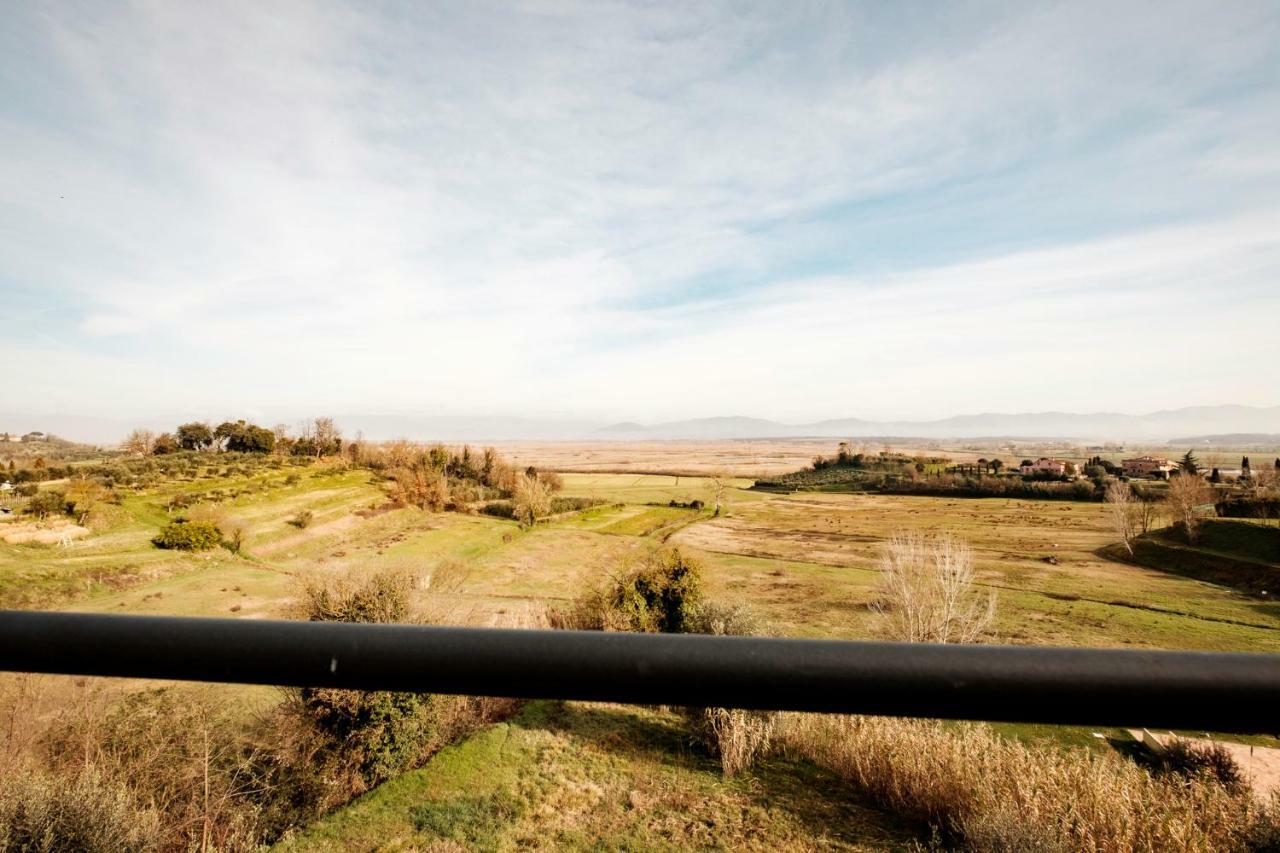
[1155, 738, 1246, 790]
[24, 490, 69, 519]
[151, 519, 222, 550]
[480, 500, 516, 519]
[292, 571, 433, 790]
[551, 548, 703, 633]
[288, 509, 314, 529]
[549, 495, 607, 514]
[223, 523, 246, 554]
[0, 765, 161, 852]
[512, 473, 552, 527]
[41, 688, 263, 851]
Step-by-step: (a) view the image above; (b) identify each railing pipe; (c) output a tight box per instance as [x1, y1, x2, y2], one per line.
[1, 610, 1277, 733]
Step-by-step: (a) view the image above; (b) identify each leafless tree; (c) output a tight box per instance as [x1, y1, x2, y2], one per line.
[873, 532, 995, 644]
[1135, 489, 1161, 535]
[309, 417, 341, 458]
[709, 470, 729, 516]
[513, 472, 552, 527]
[1104, 480, 1142, 555]
[120, 428, 155, 456]
[1165, 473, 1216, 543]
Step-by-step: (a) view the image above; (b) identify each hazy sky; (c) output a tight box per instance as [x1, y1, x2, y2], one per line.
[3, 1, 1278, 424]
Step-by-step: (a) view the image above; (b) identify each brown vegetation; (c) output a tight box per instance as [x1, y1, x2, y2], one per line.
[0, 571, 516, 851]
[782, 713, 1277, 852]
[1104, 480, 1140, 555]
[1166, 473, 1218, 543]
[873, 533, 995, 644]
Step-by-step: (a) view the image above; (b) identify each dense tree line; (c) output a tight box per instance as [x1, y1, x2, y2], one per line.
[122, 417, 342, 458]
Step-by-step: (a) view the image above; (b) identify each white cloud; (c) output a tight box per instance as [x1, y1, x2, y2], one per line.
[1, 0, 1278, 422]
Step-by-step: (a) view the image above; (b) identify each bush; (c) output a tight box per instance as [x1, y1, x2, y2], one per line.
[151, 519, 222, 551]
[24, 490, 69, 519]
[0, 766, 161, 852]
[288, 509, 314, 529]
[549, 496, 607, 514]
[551, 548, 703, 633]
[293, 571, 433, 790]
[41, 688, 263, 851]
[1155, 738, 1246, 790]
[480, 500, 516, 519]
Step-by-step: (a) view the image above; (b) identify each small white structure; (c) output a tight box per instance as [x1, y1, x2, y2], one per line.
[0, 481, 12, 492]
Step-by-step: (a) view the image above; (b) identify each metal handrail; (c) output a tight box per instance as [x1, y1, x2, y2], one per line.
[2, 610, 1277, 733]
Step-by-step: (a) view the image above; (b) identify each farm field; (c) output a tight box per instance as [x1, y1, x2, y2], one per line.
[8, 465, 1275, 651]
[3, 454, 1280, 849]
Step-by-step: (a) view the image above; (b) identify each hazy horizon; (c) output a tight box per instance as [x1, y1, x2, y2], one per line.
[4, 2, 1280, 421]
[3, 402, 1277, 445]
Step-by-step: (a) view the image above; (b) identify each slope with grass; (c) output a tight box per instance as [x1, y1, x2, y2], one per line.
[274, 701, 912, 852]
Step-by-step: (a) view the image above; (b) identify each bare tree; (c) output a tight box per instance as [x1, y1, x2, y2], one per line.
[271, 423, 291, 453]
[873, 533, 995, 644]
[513, 472, 552, 528]
[310, 417, 341, 458]
[1165, 473, 1216, 543]
[1134, 488, 1161, 535]
[1104, 480, 1141, 555]
[708, 470, 729, 516]
[120, 428, 156, 456]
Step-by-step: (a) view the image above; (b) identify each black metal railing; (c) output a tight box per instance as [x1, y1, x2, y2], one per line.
[1, 609, 1277, 733]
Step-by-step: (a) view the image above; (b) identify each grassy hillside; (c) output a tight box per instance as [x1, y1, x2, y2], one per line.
[274, 701, 911, 852]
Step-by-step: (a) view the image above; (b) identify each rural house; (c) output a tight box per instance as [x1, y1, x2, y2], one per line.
[1122, 455, 1176, 478]
[1019, 458, 1073, 477]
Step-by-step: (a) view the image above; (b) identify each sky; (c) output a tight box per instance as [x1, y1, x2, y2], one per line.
[2, 0, 1279, 426]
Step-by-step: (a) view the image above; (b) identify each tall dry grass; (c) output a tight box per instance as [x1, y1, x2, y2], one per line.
[782, 713, 1266, 852]
[682, 602, 777, 777]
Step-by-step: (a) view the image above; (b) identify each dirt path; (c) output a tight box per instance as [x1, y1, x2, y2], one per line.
[1129, 730, 1280, 799]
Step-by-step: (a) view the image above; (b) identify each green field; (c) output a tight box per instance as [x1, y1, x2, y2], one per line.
[275, 701, 911, 851]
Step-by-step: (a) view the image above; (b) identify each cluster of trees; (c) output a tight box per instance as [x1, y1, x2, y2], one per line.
[812, 444, 948, 473]
[874, 473, 1100, 501]
[121, 417, 344, 458]
[18, 477, 111, 524]
[2, 457, 78, 484]
[1104, 459, 1276, 550]
[362, 442, 566, 526]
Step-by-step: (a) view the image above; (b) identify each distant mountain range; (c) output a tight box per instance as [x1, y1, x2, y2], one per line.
[2, 405, 1277, 445]
[594, 406, 1280, 442]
